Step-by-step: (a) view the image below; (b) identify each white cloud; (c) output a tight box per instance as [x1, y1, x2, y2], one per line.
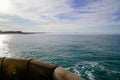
[0, 0, 120, 32]
[0, 18, 9, 22]
[0, 23, 25, 31]
[73, 0, 120, 27]
[10, 0, 72, 23]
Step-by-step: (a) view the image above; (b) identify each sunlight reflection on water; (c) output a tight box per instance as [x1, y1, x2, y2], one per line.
[0, 35, 12, 57]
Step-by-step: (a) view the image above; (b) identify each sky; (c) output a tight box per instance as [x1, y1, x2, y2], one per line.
[0, 0, 120, 34]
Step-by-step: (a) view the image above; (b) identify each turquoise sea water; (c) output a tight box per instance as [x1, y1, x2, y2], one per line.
[0, 33, 120, 80]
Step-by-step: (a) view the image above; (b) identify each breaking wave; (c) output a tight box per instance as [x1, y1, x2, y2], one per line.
[67, 61, 120, 80]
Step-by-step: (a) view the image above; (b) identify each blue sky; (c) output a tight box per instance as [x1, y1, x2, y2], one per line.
[0, 0, 120, 34]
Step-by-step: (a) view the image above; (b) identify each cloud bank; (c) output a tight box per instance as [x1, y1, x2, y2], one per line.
[0, 0, 120, 33]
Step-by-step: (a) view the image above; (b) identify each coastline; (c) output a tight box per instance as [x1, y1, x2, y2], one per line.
[0, 32, 38, 34]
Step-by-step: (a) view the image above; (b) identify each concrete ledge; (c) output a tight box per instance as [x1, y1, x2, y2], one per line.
[0, 57, 84, 80]
[53, 67, 84, 80]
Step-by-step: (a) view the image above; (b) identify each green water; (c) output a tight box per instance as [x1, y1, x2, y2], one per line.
[0, 34, 120, 80]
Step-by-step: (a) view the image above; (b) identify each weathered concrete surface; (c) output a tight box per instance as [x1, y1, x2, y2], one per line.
[0, 58, 84, 80]
[53, 67, 84, 80]
[28, 60, 57, 80]
[0, 58, 4, 80]
[1, 58, 29, 80]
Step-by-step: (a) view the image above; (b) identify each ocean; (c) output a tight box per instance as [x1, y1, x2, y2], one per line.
[0, 33, 120, 80]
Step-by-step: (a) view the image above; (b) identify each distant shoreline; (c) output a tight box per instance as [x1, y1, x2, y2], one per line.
[0, 31, 36, 34]
[0, 31, 46, 34]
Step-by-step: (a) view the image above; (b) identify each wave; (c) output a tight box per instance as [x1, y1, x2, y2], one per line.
[67, 61, 120, 80]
